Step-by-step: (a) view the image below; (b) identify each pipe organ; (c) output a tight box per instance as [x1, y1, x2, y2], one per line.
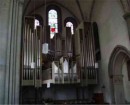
[21, 17, 99, 87]
[22, 17, 42, 87]
[75, 22, 98, 85]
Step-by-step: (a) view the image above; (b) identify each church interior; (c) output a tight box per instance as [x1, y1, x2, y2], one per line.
[1, 0, 130, 104]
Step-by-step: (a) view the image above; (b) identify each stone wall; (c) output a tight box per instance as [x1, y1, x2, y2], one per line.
[92, 0, 130, 103]
[122, 63, 130, 103]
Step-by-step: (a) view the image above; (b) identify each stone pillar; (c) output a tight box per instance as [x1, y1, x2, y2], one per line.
[4, 0, 24, 104]
[112, 75, 125, 104]
[124, 13, 130, 40]
[0, 0, 10, 103]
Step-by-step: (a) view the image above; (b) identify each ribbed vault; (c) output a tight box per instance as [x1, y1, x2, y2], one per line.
[23, 0, 95, 22]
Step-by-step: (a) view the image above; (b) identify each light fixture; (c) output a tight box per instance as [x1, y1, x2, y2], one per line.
[30, 62, 35, 69]
[95, 62, 99, 69]
[42, 0, 49, 54]
[42, 43, 48, 54]
[47, 82, 50, 88]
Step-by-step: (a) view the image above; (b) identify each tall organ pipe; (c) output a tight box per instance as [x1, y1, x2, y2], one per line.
[26, 25, 29, 80]
[91, 23, 96, 79]
[84, 23, 88, 79]
[90, 23, 94, 79]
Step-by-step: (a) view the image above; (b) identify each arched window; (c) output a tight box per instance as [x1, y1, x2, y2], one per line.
[35, 19, 40, 29]
[64, 17, 77, 35]
[48, 9, 58, 39]
[33, 14, 43, 29]
[47, 5, 62, 39]
[66, 22, 74, 35]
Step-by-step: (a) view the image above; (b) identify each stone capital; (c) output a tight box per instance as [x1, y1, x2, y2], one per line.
[123, 12, 130, 20]
[112, 75, 123, 84]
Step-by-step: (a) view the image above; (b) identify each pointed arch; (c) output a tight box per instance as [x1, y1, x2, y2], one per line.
[108, 45, 130, 77]
[108, 45, 130, 104]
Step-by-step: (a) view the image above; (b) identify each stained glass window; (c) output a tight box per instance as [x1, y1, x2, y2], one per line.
[48, 9, 58, 39]
[35, 19, 40, 29]
[66, 22, 74, 35]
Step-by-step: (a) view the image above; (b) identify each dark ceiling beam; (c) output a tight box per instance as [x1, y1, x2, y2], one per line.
[75, 0, 84, 20]
[89, 0, 95, 21]
[27, 1, 80, 23]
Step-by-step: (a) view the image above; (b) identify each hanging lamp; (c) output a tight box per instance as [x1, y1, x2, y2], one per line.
[42, 0, 49, 54]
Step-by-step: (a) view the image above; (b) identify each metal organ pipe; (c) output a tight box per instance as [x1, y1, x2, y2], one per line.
[87, 24, 91, 79]
[30, 32, 33, 80]
[91, 23, 94, 79]
[89, 23, 92, 79]
[26, 25, 30, 80]
[91, 23, 95, 79]
[23, 23, 27, 80]
[84, 23, 88, 80]
[90, 23, 94, 79]
[91, 23, 96, 79]
[28, 30, 30, 80]
[37, 27, 40, 80]
[34, 30, 36, 82]
[80, 29, 84, 80]
[35, 30, 37, 80]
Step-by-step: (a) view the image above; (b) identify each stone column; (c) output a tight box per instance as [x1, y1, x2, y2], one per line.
[4, 0, 24, 104]
[112, 75, 125, 104]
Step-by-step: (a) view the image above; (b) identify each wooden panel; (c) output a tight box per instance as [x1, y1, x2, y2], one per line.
[93, 93, 104, 104]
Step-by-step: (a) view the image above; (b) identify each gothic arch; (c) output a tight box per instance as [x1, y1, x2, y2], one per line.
[109, 45, 130, 76]
[108, 45, 130, 104]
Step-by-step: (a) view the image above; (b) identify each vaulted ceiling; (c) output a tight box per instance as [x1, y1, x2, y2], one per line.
[24, 0, 95, 22]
